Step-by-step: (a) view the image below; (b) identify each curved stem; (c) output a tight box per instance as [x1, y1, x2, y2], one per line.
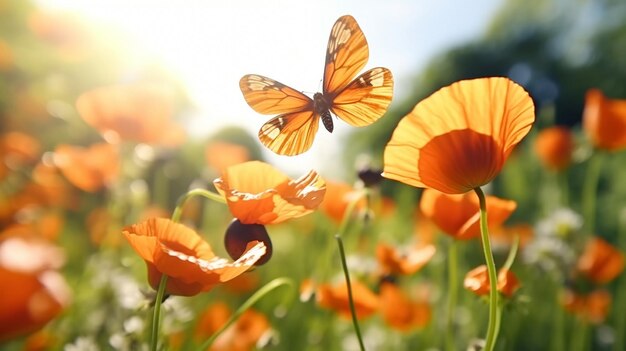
[150, 188, 226, 351]
[171, 188, 226, 221]
[474, 187, 499, 351]
[336, 234, 366, 351]
[337, 189, 367, 238]
[199, 277, 295, 350]
[582, 151, 604, 233]
[445, 240, 458, 351]
[150, 274, 168, 351]
[502, 234, 520, 271]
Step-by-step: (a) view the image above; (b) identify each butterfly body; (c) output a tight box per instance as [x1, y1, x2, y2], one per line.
[313, 92, 334, 133]
[240, 15, 393, 156]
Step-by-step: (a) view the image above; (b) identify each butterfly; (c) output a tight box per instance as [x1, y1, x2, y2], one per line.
[239, 15, 394, 156]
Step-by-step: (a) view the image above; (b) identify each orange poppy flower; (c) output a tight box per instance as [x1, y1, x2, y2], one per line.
[576, 237, 625, 284]
[413, 212, 439, 246]
[0, 234, 70, 342]
[194, 301, 271, 351]
[122, 218, 266, 296]
[86, 207, 121, 246]
[534, 126, 575, 171]
[582, 89, 626, 151]
[0, 165, 75, 226]
[53, 143, 119, 192]
[23, 330, 57, 351]
[29, 162, 77, 210]
[379, 282, 431, 332]
[383, 77, 535, 194]
[0, 132, 40, 168]
[419, 188, 517, 240]
[205, 141, 251, 173]
[376, 242, 436, 276]
[562, 289, 611, 324]
[213, 161, 326, 225]
[464, 265, 520, 298]
[316, 279, 379, 320]
[27, 11, 92, 61]
[75, 83, 185, 146]
[318, 180, 366, 223]
[1, 212, 64, 243]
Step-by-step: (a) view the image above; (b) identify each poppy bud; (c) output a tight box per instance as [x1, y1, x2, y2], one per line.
[357, 167, 383, 187]
[224, 219, 272, 266]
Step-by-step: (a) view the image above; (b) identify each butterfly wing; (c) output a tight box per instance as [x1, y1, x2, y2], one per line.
[240, 74, 313, 114]
[259, 111, 320, 156]
[323, 15, 369, 95]
[331, 67, 394, 127]
[240, 74, 319, 155]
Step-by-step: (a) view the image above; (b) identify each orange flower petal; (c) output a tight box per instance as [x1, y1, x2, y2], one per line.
[76, 83, 185, 146]
[319, 180, 366, 223]
[562, 289, 612, 324]
[53, 143, 119, 192]
[376, 242, 436, 276]
[384, 77, 534, 194]
[583, 89, 626, 151]
[463, 265, 520, 298]
[214, 161, 325, 225]
[534, 126, 574, 171]
[379, 282, 431, 331]
[123, 218, 266, 296]
[577, 237, 625, 284]
[0, 236, 70, 342]
[420, 189, 516, 240]
[205, 141, 250, 173]
[316, 280, 379, 320]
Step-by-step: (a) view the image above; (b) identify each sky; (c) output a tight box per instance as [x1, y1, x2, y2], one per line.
[38, 0, 504, 175]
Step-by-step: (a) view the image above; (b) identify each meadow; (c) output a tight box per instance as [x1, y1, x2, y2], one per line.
[1, 1, 626, 351]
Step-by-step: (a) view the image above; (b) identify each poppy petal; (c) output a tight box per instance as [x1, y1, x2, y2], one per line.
[384, 77, 534, 193]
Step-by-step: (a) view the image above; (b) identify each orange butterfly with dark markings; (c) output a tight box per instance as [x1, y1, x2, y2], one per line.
[239, 15, 394, 156]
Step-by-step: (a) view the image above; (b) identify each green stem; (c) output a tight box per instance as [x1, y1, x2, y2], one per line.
[474, 187, 499, 351]
[552, 290, 565, 351]
[571, 317, 589, 351]
[337, 190, 367, 237]
[502, 235, 520, 271]
[150, 188, 226, 351]
[199, 277, 295, 350]
[613, 209, 626, 351]
[582, 151, 604, 233]
[446, 240, 458, 351]
[150, 274, 168, 351]
[558, 170, 569, 208]
[493, 297, 504, 348]
[171, 188, 226, 220]
[336, 234, 366, 351]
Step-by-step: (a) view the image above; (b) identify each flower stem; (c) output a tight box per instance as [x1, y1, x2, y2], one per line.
[558, 171, 569, 208]
[474, 187, 499, 351]
[336, 234, 366, 351]
[150, 274, 168, 351]
[502, 234, 520, 271]
[571, 317, 589, 351]
[552, 290, 565, 351]
[199, 277, 295, 350]
[150, 188, 226, 351]
[445, 240, 458, 351]
[171, 188, 226, 221]
[582, 151, 604, 233]
[613, 209, 626, 351]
